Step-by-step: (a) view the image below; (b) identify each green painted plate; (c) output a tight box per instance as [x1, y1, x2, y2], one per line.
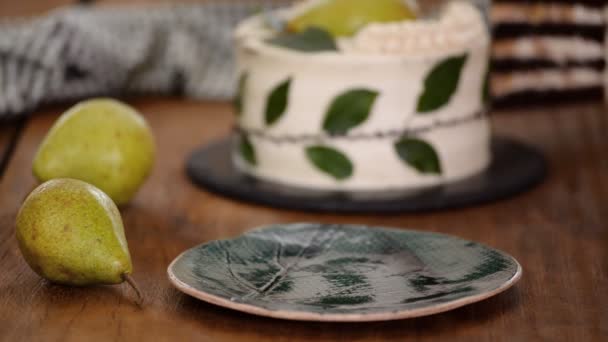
[168, 223, 521, 322]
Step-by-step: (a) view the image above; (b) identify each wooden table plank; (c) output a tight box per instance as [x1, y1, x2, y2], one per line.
[0, 0, 73, 17]
[0, 99, 606, 341]
[0, 126, 14, 176]
[0, 120, 26, 180]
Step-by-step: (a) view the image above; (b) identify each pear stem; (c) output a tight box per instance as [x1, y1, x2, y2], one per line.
[122, 273, 143, 308]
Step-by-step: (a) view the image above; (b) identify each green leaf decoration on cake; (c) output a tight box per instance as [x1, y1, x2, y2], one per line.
[394, 138, 442, 175]
[239, 135, 257, 166]
[234, 72, 248, 116]
[306, 145, 353, 180]
[417, 54, 468, 113]
[482, 64, 491, 105]
[322, 89, 379, 135]
[266, 27, 338, 52]
[265, 78, 291, 126]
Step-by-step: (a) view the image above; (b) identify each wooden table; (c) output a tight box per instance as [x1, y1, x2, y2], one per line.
[0, 97, 607, 341]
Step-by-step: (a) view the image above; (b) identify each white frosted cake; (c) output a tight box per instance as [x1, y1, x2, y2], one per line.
[232, 0, 491, 191]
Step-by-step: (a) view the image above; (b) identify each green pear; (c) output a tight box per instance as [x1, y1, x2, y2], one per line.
[33, 99, 155, 206]
[288, 0, 416, 37]
[16, 179, 141, 302]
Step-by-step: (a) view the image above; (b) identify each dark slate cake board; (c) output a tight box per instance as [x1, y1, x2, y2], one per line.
[186, 137, 547, 214]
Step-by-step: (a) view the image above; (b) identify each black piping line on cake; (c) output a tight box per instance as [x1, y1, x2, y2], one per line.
[235, 111, 486, 145]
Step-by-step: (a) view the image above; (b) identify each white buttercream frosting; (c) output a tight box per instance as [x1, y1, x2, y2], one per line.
[340, 1, 489, 56]
[236, 119, 491, 190]
[233, 0, 492, 191]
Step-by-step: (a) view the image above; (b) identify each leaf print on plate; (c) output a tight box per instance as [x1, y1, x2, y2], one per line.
[417, 54, 468, 113]
[168, 223, 522, 322]
[394, 138, 442, 175]
[266, 27, 338, 52]
[322, 89, 379, 135]
[265, 78, 292, 126]
[306, 145, 354, 180]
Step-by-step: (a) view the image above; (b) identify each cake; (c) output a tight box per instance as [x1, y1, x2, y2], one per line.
[232, 0, 491, 191]
[491, 0, 607, 106]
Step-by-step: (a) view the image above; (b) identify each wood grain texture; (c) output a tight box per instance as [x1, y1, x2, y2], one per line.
[0, 98, 606, 341]
[0, 0, 72, 17]
[0, 121, 26, 180]
[0, 125, 17, 161]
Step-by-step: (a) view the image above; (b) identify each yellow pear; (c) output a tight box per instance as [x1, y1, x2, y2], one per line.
[16, 179, 142, 302]
[33, 99, 155, 206]
[288, 0, 416, 37]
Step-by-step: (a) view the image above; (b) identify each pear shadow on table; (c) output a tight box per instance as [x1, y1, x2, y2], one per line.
[171, 286, 522, 339]
[6, 278, 142, 310]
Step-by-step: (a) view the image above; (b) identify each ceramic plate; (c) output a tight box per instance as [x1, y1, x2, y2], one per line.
[168, 223, 522, 322]
[186, 137, 546, 213]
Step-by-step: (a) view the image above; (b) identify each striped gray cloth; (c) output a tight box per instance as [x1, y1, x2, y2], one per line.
[0, 2, 282, 121]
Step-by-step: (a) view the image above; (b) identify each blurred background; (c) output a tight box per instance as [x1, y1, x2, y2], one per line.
[0, 0, 606, 120]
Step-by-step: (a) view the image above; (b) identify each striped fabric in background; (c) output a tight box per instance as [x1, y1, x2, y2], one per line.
[491, 0, 607, 106]
[0, 2, 280, 121]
